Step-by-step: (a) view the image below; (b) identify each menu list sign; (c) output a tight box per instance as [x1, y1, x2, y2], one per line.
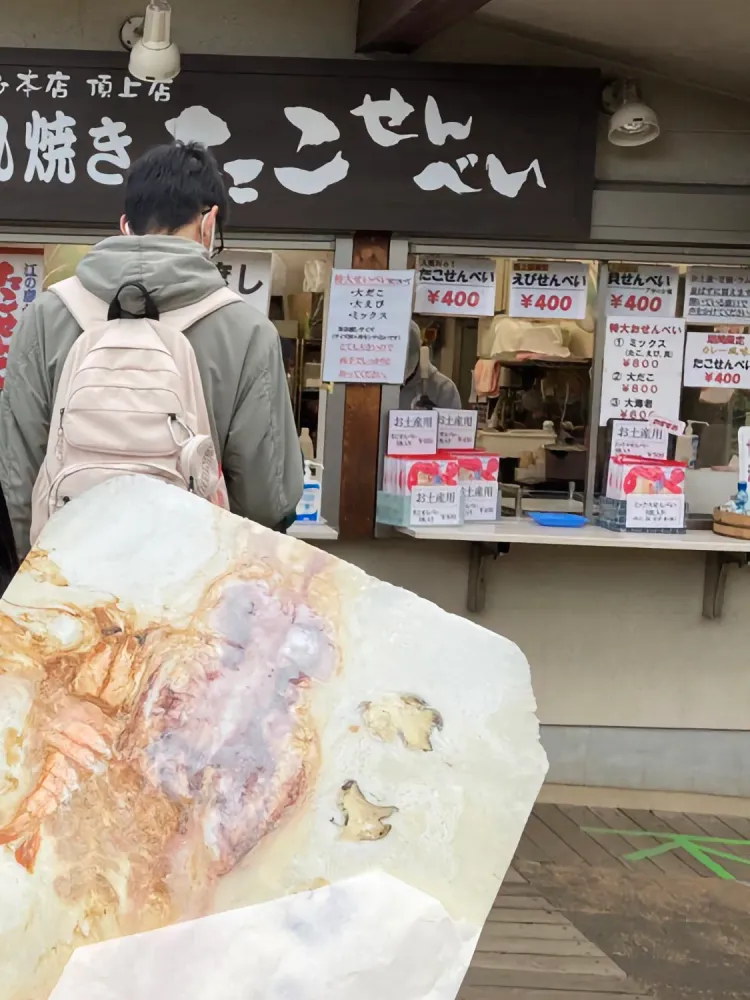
[508, 260, 588, 320]
[600, 317, 686, 426]
[414, 256, 496, 317]
[683, 329, 750, 388]
[322, 269, 414, 385]
[685, 267, 750, 325]
[606, 264, 678, 318]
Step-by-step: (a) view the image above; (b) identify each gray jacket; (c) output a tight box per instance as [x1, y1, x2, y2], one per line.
[399, 320, 462, 410]
[0, 235, 303, 557]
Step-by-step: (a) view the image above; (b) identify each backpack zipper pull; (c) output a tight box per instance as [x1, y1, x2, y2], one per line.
[55, 408, 65, 460]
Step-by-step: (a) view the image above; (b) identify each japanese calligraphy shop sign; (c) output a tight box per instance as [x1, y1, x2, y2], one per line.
[387, 410, 438, 455]
[607, 264, 678, 318]
[600, 317, 686, 426]
[437, 409, 478, 450]
[683, 330, 750, 389]
[0, 250, 42, 388]
[216, 250, 272, 315]
[322, 269, 415, 385]
[611, 420, 669, 460]
[508, 261, 588, 320]
[685, 267, 750, 325]
[0, 52, 597, 240]
[415, 256, 496, 317]
[410, 486, 462, 527]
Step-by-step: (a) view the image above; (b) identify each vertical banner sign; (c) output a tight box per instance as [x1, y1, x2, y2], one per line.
[322, 269, 415, 384]
[684, 267, 750, 325]
[508, 261, 588, 320]
[216, 251, 273, 315]
[599, 316, 686, 426]
[606, 264, 678, 318]
[683, 329, 750, 388]
[0, 251, 43, 389]
[611, 420, 669, 459]
[414, 257, 496, 317]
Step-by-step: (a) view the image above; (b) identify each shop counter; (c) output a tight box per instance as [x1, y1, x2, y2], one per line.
[395, 520, 750, 620]
[288, 522, 339, 542]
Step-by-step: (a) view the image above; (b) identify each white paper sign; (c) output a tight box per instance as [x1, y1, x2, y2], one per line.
[685, 266, 750, 325]
[0, 251, 43, 389]
[509, 261, 588, 320]
[322, 269, 415, 385]
[611, 420, 669, 459]
[626, 494, 685, 530]
[217, 251, 272, 314]
[415, 256, 496, 317]
[463, 481, 499, 521]
[387, 410, 438, 455]
[683, 329, 750, 389]
[437, 409, 478, 450]
[410, 486, 461, 526]
[607, 264, 678, 318]
[600, 316, 686, 426]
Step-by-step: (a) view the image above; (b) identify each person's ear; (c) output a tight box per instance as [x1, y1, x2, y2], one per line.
[119, 214, 130, 236]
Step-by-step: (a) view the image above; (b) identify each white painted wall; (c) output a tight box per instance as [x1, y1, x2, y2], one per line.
[326, 539, 749, 734]
[1, 0, 358, 58]
[422, 17, 750, 188]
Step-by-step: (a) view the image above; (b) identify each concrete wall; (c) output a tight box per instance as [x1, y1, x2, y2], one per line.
[323, 539, 750, 796]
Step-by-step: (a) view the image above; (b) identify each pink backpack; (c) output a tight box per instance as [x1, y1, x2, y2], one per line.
[31, 276, 242, 545]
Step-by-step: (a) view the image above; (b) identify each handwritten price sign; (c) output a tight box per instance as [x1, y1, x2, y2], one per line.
[683, 330, 750, 389]
[415, 256, 496, 317]
[607, 265, 678, 318]
[509, 261, 588, 320]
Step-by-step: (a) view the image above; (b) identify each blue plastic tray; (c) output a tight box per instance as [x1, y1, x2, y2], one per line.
[528, 512, 588, 528]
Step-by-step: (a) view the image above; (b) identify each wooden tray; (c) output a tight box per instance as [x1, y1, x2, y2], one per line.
[713, 507, 750, 539]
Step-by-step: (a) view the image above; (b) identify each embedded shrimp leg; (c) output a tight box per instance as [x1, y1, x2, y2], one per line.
[0, 751, 79, 870]
[0, 713, 113, 871]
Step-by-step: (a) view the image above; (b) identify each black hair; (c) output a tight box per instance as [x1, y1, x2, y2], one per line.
[123, 141, 229, 236]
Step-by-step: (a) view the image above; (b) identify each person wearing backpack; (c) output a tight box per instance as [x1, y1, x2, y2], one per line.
[0, 141, 303, 560]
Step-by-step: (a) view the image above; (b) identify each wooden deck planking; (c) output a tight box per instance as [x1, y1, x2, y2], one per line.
[487, 908, 569, 925]
[461, 988, 650, 1000]
[534, 804, 624, 869]
[583, 807, 670, 876]
[478, 922, 585, 943]
[470, 954, 626, 978]
[555, 805, 635, 871]
[464, 969, 646, 993]
[616, 809, 705, 878]
[522, 814, 583, 867]
[476, 937, 605, 958]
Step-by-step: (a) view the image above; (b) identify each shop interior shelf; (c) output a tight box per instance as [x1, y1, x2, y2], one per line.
[396, 519, 750, 552]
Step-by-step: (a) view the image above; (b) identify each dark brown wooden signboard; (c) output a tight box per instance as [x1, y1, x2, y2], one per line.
[0, 50, 598, 240]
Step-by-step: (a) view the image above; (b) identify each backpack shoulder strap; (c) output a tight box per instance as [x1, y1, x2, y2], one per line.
[49, 276, 108, 329]
[162, 287, 243, 333]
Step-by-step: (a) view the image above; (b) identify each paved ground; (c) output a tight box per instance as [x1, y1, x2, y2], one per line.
[460, 804, 750, 1000]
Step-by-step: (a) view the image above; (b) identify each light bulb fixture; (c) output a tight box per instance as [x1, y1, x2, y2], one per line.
[603, 80, 660, 147]
[121, 2, 180, 84]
